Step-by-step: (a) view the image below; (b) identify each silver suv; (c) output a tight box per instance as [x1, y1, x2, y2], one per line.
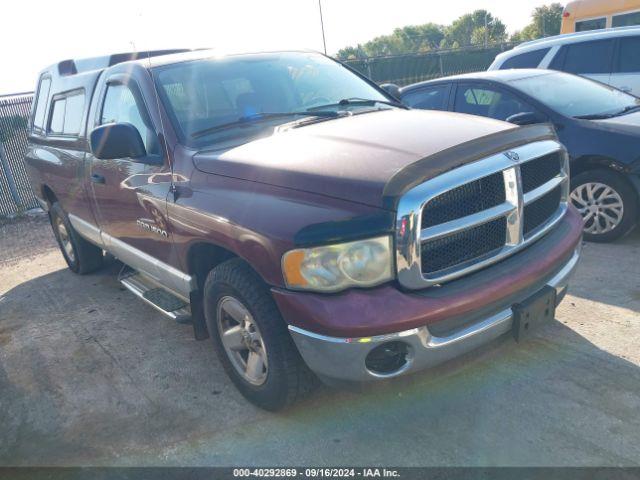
[489, 26, 640, 96]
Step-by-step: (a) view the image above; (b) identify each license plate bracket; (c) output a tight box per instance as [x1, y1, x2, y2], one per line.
[512, 286, 557, 342]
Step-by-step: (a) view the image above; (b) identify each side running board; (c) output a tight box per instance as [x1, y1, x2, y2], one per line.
[120, 271, 192, 324]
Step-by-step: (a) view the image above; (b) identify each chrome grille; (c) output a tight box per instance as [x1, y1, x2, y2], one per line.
[421, 172, 505, 228]
[523, 185, 562, 237]
[395, 140, 569, 289]
[421, 217, 506, 274]
[520, 151, 562, 193]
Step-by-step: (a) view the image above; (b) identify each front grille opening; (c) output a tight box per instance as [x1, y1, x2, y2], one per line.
[520, 152, 562, 193]
[524, 186, 562, 237]
[421, 172, 505, 229]
[421, 217, 507, 275]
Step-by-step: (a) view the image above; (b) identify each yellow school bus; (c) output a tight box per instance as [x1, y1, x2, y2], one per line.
[561, 0, 640, 33]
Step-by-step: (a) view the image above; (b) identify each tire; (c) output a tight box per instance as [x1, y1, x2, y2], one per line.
[49, 202, 104, 274]
[203, 258, 317, 410]
[570, 169, 638, 243]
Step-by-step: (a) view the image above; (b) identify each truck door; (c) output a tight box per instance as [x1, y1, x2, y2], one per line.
[86, 75, 180, 290]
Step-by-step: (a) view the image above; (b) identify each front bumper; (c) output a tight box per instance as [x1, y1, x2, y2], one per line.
[288, 243, 581, 383]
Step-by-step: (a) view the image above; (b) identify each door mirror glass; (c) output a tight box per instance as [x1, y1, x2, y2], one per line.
[506, 111, 545, 126]
[380, 83, 401, 100]
[90, 123, 146, 160]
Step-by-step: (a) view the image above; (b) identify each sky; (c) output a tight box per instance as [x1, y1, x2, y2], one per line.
[0, 0, 558, 95]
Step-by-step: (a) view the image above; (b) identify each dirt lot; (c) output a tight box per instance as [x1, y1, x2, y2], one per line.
[1, 212, 639, 466]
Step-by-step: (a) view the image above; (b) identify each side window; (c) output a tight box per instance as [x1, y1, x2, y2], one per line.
[612, 11, 640, 27]
[616, 36, 640, 73]
[548, 47, 567, 71]
[500, 48, 550, 69]
[49, 98, 66, 135]
[401, 85, 450, 111]
[575, 17, 606, 31]
[101, 84, 158, 154]
[32, 76, 51, 133]
[47, 91, 85, 136]
[63, 92, 85, 135]
[558, 40, 614, 74]
[454, 85, 534, 121]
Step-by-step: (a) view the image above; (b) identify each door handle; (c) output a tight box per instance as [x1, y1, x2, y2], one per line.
[620, 86, 632, 93]
[91, 173, 106, 184]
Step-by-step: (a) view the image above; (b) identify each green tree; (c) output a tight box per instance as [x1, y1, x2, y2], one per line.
[335, 10, 508, 59]
[393, 24, 445, 52]
[336, 45, 367, 60]
[336, 23, 445, 59]
[444, 10, 507, 47]
[511, 3, 563, 42]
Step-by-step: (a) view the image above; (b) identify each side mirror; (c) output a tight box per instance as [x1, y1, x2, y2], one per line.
[90, 123, 146, 160]
[506, 111, 545, 126]
[380, 83, 402, 101]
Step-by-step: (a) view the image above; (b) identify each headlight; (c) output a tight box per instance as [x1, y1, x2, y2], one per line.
[282, 236, 394, 292]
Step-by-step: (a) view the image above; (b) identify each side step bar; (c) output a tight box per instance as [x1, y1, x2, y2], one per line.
[120, 271, 192, 324]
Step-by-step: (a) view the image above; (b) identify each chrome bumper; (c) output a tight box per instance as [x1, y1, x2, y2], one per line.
[289, 245, 581, 382]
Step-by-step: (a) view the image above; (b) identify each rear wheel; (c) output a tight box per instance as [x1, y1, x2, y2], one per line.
[570, 170, 638, 243]
[49, 202, 104, 274]
[203, 258, 317, 410]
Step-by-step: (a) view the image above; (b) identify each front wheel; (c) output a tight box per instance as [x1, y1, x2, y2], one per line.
[570, 169, 638, 243]
[203, 258, 317, 410]
[49, 202, 104, 274]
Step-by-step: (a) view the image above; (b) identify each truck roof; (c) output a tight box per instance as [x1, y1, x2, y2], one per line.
[44, 48, 320, 79]
[45, 49, 193, 78]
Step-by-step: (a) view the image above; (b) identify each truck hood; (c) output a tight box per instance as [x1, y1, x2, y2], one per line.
[193, 109, 516, 209]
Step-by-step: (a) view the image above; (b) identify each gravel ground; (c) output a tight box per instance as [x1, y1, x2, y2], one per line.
[0, 213, 639, 467]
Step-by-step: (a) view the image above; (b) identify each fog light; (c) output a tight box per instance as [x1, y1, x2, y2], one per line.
[365, 341, 411, 376]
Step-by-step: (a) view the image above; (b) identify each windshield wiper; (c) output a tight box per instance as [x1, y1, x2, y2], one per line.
[612, 104, 640, 116]
[308, 97, 406, 111]
[575, 104, 640, 120]
[574, 112, 617, 120]
[191, 111, 341, 138]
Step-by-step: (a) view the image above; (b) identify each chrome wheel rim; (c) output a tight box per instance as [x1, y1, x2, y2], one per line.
[55, 217, 75, 262]
[216, 296, 268, 386]
[571, 182, 624, 235]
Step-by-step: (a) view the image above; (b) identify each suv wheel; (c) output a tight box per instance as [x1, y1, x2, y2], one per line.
[203, 258, 317, 410]
[50, 202, 104, 273]
[570, 169, 638, 243]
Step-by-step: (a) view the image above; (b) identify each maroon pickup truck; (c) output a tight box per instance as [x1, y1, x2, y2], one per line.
[24, 49, 583, 410]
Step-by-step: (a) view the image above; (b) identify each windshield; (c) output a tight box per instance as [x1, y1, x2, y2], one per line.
[155, 52, 391, 147]
[509, 71, 640, 119]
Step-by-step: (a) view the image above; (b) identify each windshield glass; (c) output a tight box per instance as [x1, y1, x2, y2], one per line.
[509, 71, 640, 118]
[155, 52, 390, 147]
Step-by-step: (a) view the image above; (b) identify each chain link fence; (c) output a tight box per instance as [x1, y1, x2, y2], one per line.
[0, 93, 37, 218]
[344, 42, 516, 86]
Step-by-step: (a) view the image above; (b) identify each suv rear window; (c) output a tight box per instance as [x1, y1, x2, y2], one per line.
[616, 36, 640, 73]
[499, 48, 550, 69]
[550, 39, 613, 74]
[48, 90, 85, 136]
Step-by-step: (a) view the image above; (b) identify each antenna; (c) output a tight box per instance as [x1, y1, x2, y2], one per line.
[318, 0, 327, 55]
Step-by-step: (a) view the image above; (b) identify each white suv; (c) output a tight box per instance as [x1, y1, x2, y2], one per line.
[489, 27, 640, 96]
